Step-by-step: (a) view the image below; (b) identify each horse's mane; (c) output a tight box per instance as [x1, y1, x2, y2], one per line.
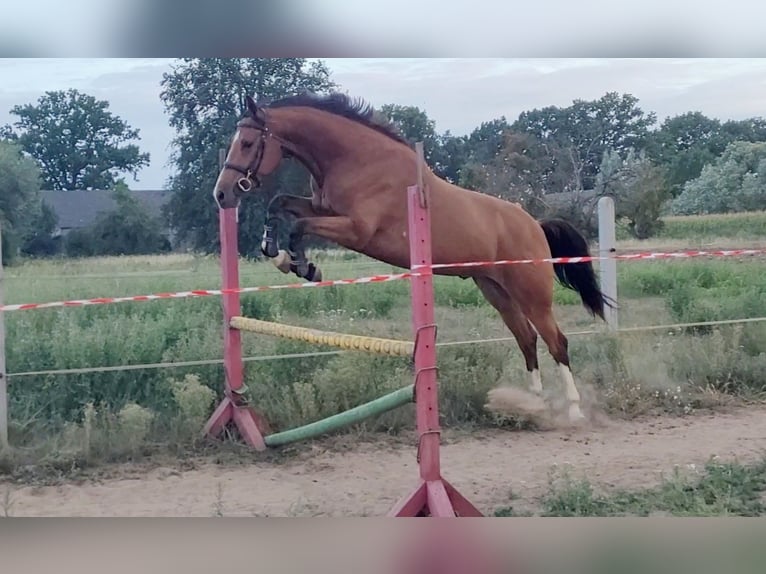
[263, 91, 412, 147]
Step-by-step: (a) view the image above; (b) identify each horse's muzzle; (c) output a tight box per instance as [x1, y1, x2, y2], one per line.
[214, 186, 241, 210]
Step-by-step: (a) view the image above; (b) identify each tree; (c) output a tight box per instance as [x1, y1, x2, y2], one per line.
[596, 149, 670, 239]
[647, 112, 766, 196]
[512, 92, 657, 191]
[2, 89, 150, 190]
[721, 117, 766, 143]
[462, 117, 513, 166]
[454, 118, 514, 188]
[378, 104, 441, 164]
[459, 130, 573, 217]
[672, 141, 766, 215]
[376, 103, 472, 184]
[20, 200, 59, 258]
[0, 140, 55, 264]
[438, 131, 470, 185]
[159, 58, 336, 255]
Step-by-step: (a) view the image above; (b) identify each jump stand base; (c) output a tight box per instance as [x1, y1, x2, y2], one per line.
[203, 396, 269, 451]
[388, 478, 484, 517]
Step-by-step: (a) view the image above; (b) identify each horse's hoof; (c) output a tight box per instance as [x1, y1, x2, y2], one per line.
[568, 402, 586, 423]
[261, 242, 279, 259]
[307, 264, 322, 282]
[272, 250, 292, 274]
[294, 260, 310, 278]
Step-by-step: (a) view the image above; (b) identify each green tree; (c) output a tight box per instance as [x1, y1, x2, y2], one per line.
[647, 112, 766, 196]
[159, 58, 336, 255]
[462, 117, 512, 166]
[672, 141, 766, 215]
[377, 103, 471, 184]
[721, 117, 766, 142]
[460, 130, 573, 216]
[0, 140, 53, 264]
[596, 149, 670, 239]
[512, 92, 657, 191]
[378, 104, 441, 163]
[454, 118, 514, 189]
[2, 89, 150, 190]
[20, 200, 59, 258]
[438, 130, 470, 184]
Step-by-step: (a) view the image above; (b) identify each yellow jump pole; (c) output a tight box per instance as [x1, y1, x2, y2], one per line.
[230, 316, 414, 357]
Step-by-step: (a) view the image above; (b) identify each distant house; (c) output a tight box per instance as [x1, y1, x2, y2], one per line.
[40, 189, 174, 242]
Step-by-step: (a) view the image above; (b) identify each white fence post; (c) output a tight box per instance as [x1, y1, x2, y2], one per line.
[598, 196, 618, 331]
[0, 221, 7, 450]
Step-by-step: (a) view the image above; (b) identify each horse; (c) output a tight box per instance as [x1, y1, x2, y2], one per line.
[213, 92, 614, 423]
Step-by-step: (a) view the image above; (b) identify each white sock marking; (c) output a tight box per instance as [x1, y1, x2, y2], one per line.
[529, 368, 543, 393]
[559, 364, 585, 420]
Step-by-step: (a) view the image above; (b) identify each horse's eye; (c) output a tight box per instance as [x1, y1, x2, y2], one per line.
[242, 141, 253, 149]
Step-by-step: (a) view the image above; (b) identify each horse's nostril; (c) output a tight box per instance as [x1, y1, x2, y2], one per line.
[217, 191, 225, 202]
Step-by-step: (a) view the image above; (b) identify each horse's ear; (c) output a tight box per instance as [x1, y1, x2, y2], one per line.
[245, 95, 265, 125]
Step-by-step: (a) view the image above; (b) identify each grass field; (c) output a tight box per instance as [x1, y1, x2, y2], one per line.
[2, 211, 766, 478]
[618, 210, 766, 247]
[658, 211, 766, 241]
[494, 455, 766, 517]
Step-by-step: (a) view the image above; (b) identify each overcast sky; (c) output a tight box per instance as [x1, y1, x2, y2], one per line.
[1, 58, 765, 189]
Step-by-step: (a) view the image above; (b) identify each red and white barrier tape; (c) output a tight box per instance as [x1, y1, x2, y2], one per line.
[414, 248, 766, 271]
[2, 248, 764, 312]
[0, 272, 416, 312]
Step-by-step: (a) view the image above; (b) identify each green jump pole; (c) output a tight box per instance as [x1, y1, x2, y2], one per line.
[263, 384, 414, 448]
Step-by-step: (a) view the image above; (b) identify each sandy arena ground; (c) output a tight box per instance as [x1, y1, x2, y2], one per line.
[3, 404, 766, 517]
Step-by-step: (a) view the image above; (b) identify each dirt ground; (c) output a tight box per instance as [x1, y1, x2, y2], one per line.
[3, 403, 766, 517]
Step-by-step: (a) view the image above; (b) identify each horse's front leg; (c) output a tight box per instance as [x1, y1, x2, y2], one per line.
[287, 215, 371, 283]
[261, 194, 321, 273]
[285, 219, 326, 283]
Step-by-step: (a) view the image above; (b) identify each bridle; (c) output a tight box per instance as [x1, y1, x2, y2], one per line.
[221, 114, 324, 193]
[222, 120, 283, 193]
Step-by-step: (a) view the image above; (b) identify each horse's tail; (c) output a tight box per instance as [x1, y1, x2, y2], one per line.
[539, 218, 615, 321]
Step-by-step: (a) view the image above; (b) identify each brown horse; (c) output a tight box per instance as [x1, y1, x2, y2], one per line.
[213, 92, 613, 423]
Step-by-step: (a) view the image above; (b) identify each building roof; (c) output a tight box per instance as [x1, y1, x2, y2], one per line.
[40, 189, 173, 230]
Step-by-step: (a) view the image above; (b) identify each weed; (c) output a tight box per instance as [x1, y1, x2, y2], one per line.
[212, 482, 225, 517]
[1, 487, 14, 517]
[494, 457, 766, 516]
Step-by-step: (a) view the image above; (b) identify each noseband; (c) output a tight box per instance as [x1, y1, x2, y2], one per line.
[223, 122, 273, 192]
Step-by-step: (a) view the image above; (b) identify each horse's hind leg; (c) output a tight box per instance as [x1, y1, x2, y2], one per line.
[473, 277, 541, 393]
[525, 306, 586, 422]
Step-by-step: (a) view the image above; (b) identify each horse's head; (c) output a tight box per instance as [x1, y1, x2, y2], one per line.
[214, 95, 285, 209]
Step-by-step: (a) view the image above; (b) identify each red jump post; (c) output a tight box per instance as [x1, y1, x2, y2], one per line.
[388, 144, 483, 517]
[203, 151, 270, 449]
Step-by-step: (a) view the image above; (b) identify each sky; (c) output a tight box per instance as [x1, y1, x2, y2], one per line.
[1, 58, 765, 190]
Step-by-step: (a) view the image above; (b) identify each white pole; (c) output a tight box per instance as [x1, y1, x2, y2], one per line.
[597, 196, 618, 331]
[0, 221, 7, 450]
